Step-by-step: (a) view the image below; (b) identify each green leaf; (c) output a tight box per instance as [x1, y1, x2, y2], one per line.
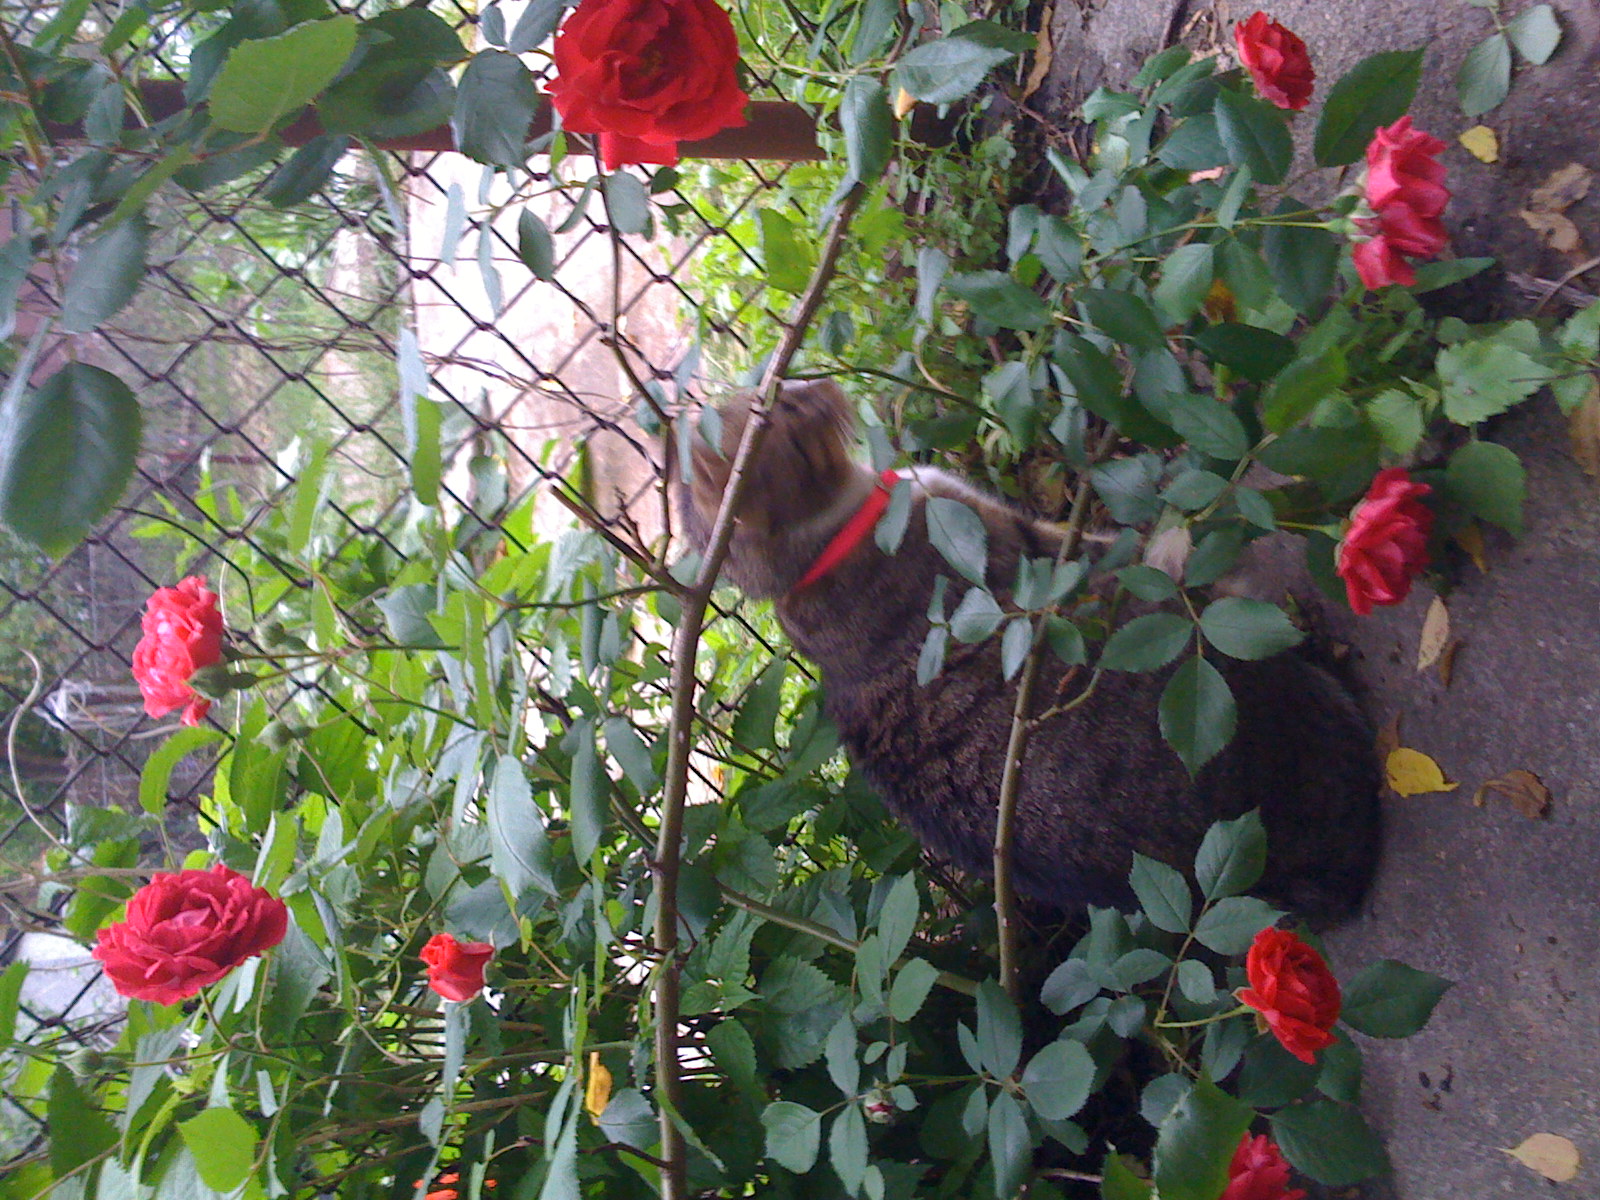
[1129, 853, 1192, 933]
[1152, 1077, 1254, 1200]
[1081, 289, 1167, 350]
[1090, 454, 1164, 525]
[1022, 1039, 1094, 1121]
[1176, 959, 1216, 1004]
[517, 208, 556, 280]
[1317, 1035, 1363, 1102]
[1214, 89, 1292, 184]
[895, 21, 1028, 104]
[603, 169, 651, 235]
[48, 1067, 118, 1177]
[60, 214, 148, 334]
[976, 980, 1023, 1078]
[263, 134, 351, 207]
[917, 624, 948, 684]
[178, 1107, 259, 1191]
[508, 0, 572, 52]
[1101, 613, 1192, 672]
[1236, 1035, 1320, 1108]
[0, 363, 140, 555]
[139, 727, 227, 815]
[1366, 388, 1426, 455]
[708, 1019, 760, 1096]
[987, 1091, 1031, 1198]
[1192, 895, 1281, 955]
[1167, 399, 1250, 461]
[1001, 617, 1032, 680]
[1506, 4, 1562, 64]
[889, 958, 941, 1022]
[1161, 654, 1235, 772]
[762, 1102, 823, 1173]
[1102, 1149, 1155, 1200]
[841, 76, 892, 184]
[1340, 959, 1453, 1038]
[825, 1014, 860, 1097]
[318, 61, 455, 140]
[877, 873, 919, 964]
[210, 17, 357, 132]
[1456, 32, 1511, 118]
[0, 961, 26, 1045]
[1119, 564, 1179, 602]
[1438, 330, 1554, 424]
[453, 50, 538, 166]
[1194, 323, 1296, 381]
[487, 753, 555, 897]
[1198, 597, 1304, 660]
[947, 269, 1051, 330]
[1155, 113, 1228, 171]
[568, 720, 609, 861]
[984, 359, 1037, 442]
[1445, 439, 1525, 534]
[1263, 205, 1339, 315]
[1153, 242, 1215, 325]
[828, 1105, 868, 1191]
[1161, 469, 1229, 511]
[950, 586, 1003, 643]
[1270, 1100, 1391, 1185]
[1194, 810, 1267, 899]
[759, 209, 813, 294]
[925, 497, 989, 585]
[1313, 48, 1425, 166]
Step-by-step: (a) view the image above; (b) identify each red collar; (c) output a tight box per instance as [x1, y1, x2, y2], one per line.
[791, 469, 901, 592]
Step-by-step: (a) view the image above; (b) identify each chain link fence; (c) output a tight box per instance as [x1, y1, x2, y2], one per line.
[1, 0, 808, 1115]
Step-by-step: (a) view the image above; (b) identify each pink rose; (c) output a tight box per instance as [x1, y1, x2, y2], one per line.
[548, 0, 749, 171]
[1351, 233, 1415, 289]
[1235, 13, 1315, 111]
[1352, 117, 1450, 288]
[421, 933, 494, 1002]
[131, 577, 224, 725]
[1222, 1134, 1307, 1200]
[1335, 468, 1434, 616]
[91, 864, 288, 1004]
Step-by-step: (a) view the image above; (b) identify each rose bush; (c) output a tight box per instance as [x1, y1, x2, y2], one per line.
[1237, 927, 1343, 1063]
[1353, 116, 1451, 287]
[420, 932, 495, 1002]
[90, 864, 288, 1004]
[1336, 468, 1436, 616]
[547, 0, 749, 171]
[130, 576, 224, 725]
[1222, 1134, 1307, 1200]
[1234, 11, 1315, 110]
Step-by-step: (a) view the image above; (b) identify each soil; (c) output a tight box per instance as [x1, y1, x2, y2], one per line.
[1032, 3, 1600, 1196]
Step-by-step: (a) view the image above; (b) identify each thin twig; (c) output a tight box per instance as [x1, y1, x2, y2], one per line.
[994, 426, 1119, 1000]
[652, 180, 868, 1200]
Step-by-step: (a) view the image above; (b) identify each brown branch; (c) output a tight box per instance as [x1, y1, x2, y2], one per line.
[994, 426, 1119, 1001]
[652, 180, 867, 1200]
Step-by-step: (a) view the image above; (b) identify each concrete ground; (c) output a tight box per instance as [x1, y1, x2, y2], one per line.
[1038, 2, 1600, 1196]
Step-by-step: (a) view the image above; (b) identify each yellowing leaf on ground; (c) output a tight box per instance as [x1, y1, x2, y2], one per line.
[1022, 1, 1055, 102]
[1520, 208, 1585, 254]
[1474, 768, 1553, 818]
[1454, 523, 1489, 573]
[1530, 163, 1594, 213]
[1459, 125, 1499, 163]
[1439, 638, 1465, 688]
[1387, 747, 1458, 796]
[585, 1051, 613, 1119]
[1504, 1132, 1581, 1183]
[1417, 596, 1450, 672]
[1570, 382, 1600, 482]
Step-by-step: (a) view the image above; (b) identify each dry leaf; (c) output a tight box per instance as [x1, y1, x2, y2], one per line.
[1520, 208, 1585, 254]
[1417, 596, 1449, 672]
[1459, 125, 1499, 163]
[585, 1050, 613, 1119]
[1454, 523, 1489, 573]
[1474, 769, 1553, 819]
[1504, 1132, 1581, 1183]
[892, 87, 917, 120]
[1387, 747, 1458, 796]
[1203, 277, 1237, 323]
[1021, 1, 1054, 102]
[1570, 382, 1600, 481]
[1439, 639, 1464, 687]
[1529, 163, 1594, 213]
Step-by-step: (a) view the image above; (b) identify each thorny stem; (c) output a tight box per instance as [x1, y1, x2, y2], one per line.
[653, 180, 867, 1200]
[994, 425, 1121, 1002]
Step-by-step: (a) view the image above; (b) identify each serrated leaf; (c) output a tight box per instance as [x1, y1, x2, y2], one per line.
[1152, 1077, 1253, 1200]
[987, 1090, 1030, 1198]
[895, 22, 1027, 105]
[210, 17, 356, 132]
[950, 586, 1004, 642]
[825, 1014, 860, 1097]
[947, 269, 1052, 330]
[517, 208, 556, 279]
[1457, 32, 1512, 118]
[1001, 616, 1033, 680]
[1341, 959, 1452, 1038]
[1192, 895, 1281, 955]
[762, 1102, 822, 1173]
[139, 727, 226, 814]
[925, 497, 988, 585]
[1314, 49, 1424, 166]
[1101, 613, 1192, 672]
[178, 1107, 259, 1191]
[1153, 242, 1214, 325]
[60, 214, 148, 333]
[1214, 89, 1292, 184]
[1176, 959, 1216, 1003]
[452, 50, 538, 167]
[976, 980, 1023, 1079]
[842, 76, 892, 183]
[1128, 853, 1192, 933]
[889, 957, 940, 1021]
[1040, 958, 1100, 1015]
[917, 624, 948, 684]
[1438, 333, 1553, 424]
[48, 1067, 118, 1177]
[1158, 655, 1235, 773]
[1270, 1100, 1390, 1185]
[1198, 597, 1304, 660]
[487, 753, 555, 896]
[1081, 288, 1167, 350]
[1445, 439, 1525, 535]
[0, 363, 140, 555]
[877, 873, 919, 964]
[830, 1105, 869, 1191]
[1021, 1039, 1095, 1120]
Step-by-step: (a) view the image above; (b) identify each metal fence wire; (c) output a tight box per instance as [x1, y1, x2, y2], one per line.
[0, 0, 805, 1099]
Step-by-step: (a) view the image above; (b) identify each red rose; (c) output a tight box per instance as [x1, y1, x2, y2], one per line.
[1234, 12, 1315, 110]
[1335, 468, 1434, 616]
[1350, 233, 1414, 289]
[131, 576, 224, 726]
[1222, 1134, 1307, 1200]
[548, 0, 749, 171]
[91, 864, 288, 1004]
[420, 932, 494, 1002]
[1237, 927, 1341, 1064]
[1353, 117, 1450, 288]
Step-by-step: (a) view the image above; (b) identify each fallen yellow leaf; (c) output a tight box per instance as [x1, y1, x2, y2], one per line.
[585, 1051, 613, 1119]
[893, 87, 917, 120]
[1021, 1, 1055, 103]
[1520, 207, 1585, 254]
[1386, 747, 1458, 796]
[1417, 596, 1449, 672]
[1453, 523, 1489, 573]
[1459, 125, 1499, 163]
[1474, 769, 1553, 819]
[1530, 163, 1594, 213]
[1504, 1132, 1581, 1183]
